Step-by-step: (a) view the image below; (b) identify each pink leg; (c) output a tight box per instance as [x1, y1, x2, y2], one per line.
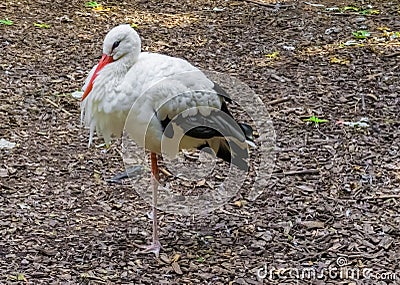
[133, 152, 161, 257]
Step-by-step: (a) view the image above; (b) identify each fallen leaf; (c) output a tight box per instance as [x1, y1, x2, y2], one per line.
[93, 171, 102, 184]
[196, 179, 206, 187]
[159, 253, 170, 264]
[17, 273, 27, 281]
[0, 138, 16, 149]
[265, 51, 279, 59]
[330, 56, 350, 65]
[303, 115, 328, 126]
[234, 200, 245, 207]
[34, 167, 46, 176]
[93, 6, 110, 12]
[172, 261, 183, 274]
[171, 253, 181, 262]
[85, 1, 100, 8]
[196, 256, 205, 262]
[0, 19, 13, 25]
[353, 30, 370, 39]
[34, 23, 50, 29]
[359, 9, 379, 15]
[377, 26, 390, 31]
[212, 7, 225, 12]
[343, 6, 359, 12]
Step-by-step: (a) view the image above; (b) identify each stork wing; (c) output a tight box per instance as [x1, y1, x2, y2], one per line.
[161, 104, 245, 142]
[157, 92, 252, 171]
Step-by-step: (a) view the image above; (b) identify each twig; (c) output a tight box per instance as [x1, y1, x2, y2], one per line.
[329, 13, 354, 17]
[361, 94, 365, 110]
[42, 97, 72, 116]
[218, 209, 245, 217]
[354, 97, 360, 113]
[43, 97, 59, 108]
[240, 0, 276, 7]
[266, 97, 291, 106]
[284, 169, 319, 176]
[0, 183, 16, 191]
[265, 18, 276, 27]
[315, 126, 328, 139]
[343, 250, 384, 259]
[222, 23, 246, 28]
[80, 273, 106, 283]
[298, 251, 326, 262]
[273, 146, 304, 152]
[273, 169, 320, 177]
[383, 51, 400, 58]
[159, 167, 173, 177]
[361, 195, 400, 201]
[366, 93, 378, 101]
[270, 73, 287, 83]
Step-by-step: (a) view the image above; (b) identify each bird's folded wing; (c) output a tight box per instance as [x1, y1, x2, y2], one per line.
[162, 106, 246, 143]
[159, 105, 251, 171]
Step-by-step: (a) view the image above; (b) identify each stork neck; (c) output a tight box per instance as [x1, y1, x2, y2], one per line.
[123, 50, 140, 69]
[93, 51, 139, 96]
[102, 51, 139, 83]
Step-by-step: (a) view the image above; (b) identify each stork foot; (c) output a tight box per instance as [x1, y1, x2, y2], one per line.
[133, 240, 161, 257]
[107, 165, 144, 183]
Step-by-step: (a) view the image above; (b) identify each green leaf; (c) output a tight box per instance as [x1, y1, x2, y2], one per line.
[85, 1, 100, 8]
[359, 9, 380, 15]
[343, 6, 359, 12]
[34, 23, 50, 29]
[130, 23, 138, 28]
[17, 273, 27, 281]
[303, 116, 328, 125]
[352, 30, 370, 39]
[265, 51, 279, 59]
[196, 257, 205, 262]
[0, 18, 13, 26]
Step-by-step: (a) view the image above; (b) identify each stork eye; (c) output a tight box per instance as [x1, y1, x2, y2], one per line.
[112, 40, 121, 51]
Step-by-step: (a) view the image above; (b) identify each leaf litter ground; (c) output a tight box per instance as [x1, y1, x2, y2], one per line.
[0, 0, 399, 284]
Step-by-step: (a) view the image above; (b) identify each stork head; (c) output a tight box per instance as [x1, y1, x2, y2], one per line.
[103, 24, 141, 61]
[81, 24, 141, 101]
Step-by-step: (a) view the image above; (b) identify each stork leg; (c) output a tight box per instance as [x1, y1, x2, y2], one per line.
[133, 152, 161, 257]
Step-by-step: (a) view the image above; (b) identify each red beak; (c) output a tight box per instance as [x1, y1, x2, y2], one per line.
[81, 54, 114, 101]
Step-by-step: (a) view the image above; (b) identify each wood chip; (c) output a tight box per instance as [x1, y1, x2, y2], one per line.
[300, 221, 325, 229]
[378, 236, 394, 250]
[0, 168, 8, 178]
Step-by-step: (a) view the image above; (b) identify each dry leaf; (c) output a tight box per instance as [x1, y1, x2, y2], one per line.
[171, 253, 181, 262]
[172, 261, 183, 274]
[234, 200, 245, 207]
[196, 179, 206, 187]
[159, 253, 170, 264]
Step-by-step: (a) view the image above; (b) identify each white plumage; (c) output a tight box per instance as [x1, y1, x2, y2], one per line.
[81, 31, 222, 150]
[80, 24, 254, 256]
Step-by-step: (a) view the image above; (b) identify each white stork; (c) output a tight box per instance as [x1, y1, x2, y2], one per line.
[80, 24, 255, 257]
